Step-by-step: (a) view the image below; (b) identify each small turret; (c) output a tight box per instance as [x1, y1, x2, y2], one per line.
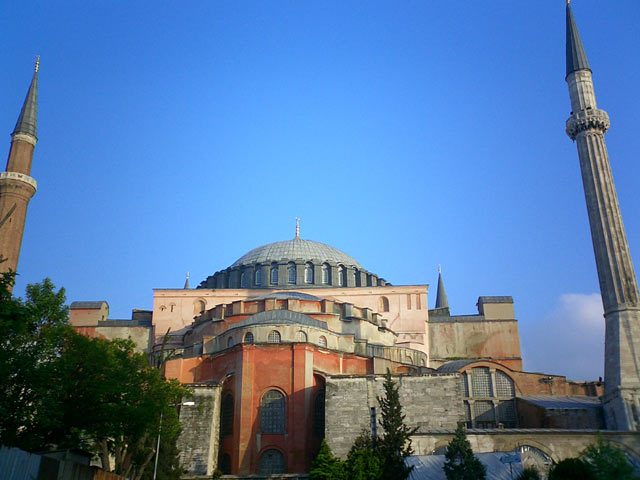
[435, 265, 449, 310]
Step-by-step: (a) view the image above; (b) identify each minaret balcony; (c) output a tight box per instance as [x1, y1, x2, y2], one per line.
[0, 171, 38, 191]
[566, 108, 610, 140]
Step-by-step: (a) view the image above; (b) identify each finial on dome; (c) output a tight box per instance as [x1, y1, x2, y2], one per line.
[35, 56, 40, 73]
[295, 217, 300, 239]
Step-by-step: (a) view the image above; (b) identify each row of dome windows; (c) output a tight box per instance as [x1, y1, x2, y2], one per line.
[226, 330, 328, 348]
[241, 262, 347, 287]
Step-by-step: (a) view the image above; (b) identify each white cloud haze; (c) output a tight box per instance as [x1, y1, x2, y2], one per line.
[520, 293, 604, 381]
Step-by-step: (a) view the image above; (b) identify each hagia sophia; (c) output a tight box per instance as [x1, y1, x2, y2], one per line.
[2, 3, 640, 479]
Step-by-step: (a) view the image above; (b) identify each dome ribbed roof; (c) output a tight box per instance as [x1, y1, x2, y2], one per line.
[231, 238, 362, 268]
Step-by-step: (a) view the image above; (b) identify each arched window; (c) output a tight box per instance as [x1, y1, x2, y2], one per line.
[220, 393, 234, 437]
[287, 262, 296, 284]
[268, 330, 281, 344]
[354, 268, 361, 287]
[318, 335, 327, 348]
[338, 265, 346, 286]
[321, 263, 331, 284]
[304, 262, 314, 284]
[240, 271, 247, 288]
[255, 268, 262, 286]
[379, 296, 390, 312]
[295, 331, 307, 342]
[258, 449, 285, 474]
[227, 337, 234, 348]
[495, 371, 515, 397]
[194, 299, 206, 315]
[244, 332, 254, 344]
[270, 263, 278, 285]
[260, 390, 285, 434]
[313, 392, 325, 437]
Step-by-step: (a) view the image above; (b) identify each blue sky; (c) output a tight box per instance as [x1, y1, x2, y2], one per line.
[2, 1, 638, 380]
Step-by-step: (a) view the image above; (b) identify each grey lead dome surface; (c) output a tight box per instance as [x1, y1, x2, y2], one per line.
[231, 238, 362, 268]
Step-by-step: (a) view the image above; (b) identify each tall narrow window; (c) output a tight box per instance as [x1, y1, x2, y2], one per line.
[416, 294, 422, 309]
[321, 263, 330, 285]
[240, 271, 247, 288]
[305, 262, 314, 284]
[287, 262, 296, 284]
[270, 263, 278, 285]
[255, 268, 262, 286]
[354, 268, 361, 287]
[379, 296, 390, 313]
[260, 390, 285, 434]
[220, 393, 234, 437]
[313, 392, 325, 437]
[406, 294, 412, 310]
[338, 265, 346, 287]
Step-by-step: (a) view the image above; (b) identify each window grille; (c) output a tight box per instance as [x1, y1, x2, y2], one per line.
[260, 390, 285, 434]
[268, 330, 281, 344]
[244, 332, 254, 343]
[473, 400, 495, 426]
[305, 263, 314, 283]
[258, 449, 285, 474]
[318, 336, 327, 348]
[270, 263, 278, 284]
[459, 373, 469, 397]
[496, 400, 517, 427]
[287, 262, 296, 284]
[295, 331, 307, 342]
[313, 392, 325, 437]
[495, 371, 515, 397]
[220, 393, 234, 437]
[471, 368, 493, 397]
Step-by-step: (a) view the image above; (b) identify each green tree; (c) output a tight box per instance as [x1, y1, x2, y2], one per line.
[442, 423, 486, 480]
[548, 457, 595, 480]
[580, 435, 639, 480]
[376, 370, 418, 480]
[346, 431, 383, 480]
[310, 439, 346, 480]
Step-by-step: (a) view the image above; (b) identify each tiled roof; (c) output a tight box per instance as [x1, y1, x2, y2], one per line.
[70, 301, 107, 310]
[518, 395, 601, 409]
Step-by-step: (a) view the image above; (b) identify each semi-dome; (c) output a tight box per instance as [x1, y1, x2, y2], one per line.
[231, 238, 362, 268]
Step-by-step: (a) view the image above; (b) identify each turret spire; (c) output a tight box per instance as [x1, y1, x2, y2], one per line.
[295, 217, 300, 239]
[184, 272, 190, 289]
[435, 266, 449, 310]
[565, 2, 590, 79]
[12, 57, 39, 138]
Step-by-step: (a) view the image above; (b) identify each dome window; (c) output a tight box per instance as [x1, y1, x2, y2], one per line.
[255, 268, 262, 286]
[295, 331, 307, 342]
[240, 271, 247, 288]
[268, 330, 281, 344]
[287, 262, 296, 284]
[227, 337, 234, 348]
[338, 265, 346, 287]
[270, 263, 278, 285]
[318, 335, 327, 348]
[304, 262, 314, 284]
[244, 332, 254, 343]
[321, 263, 331, 285]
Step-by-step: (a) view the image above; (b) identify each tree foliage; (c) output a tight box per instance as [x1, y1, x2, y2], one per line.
[516, 467, 541, 480]
[376, 370, 418, 480]
[346, 431, 382, 480]
[0, 273, 189, 480]
[548, 457, 595, 480]
[310, 439, 346, 480]
[580, 434, 639, 480]
[442, 423, 486, 480]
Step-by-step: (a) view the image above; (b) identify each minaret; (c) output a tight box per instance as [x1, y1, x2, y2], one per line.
[0, 59, 39, 279]
[565, 3, 640, 430]
[435, 265, 449, 310]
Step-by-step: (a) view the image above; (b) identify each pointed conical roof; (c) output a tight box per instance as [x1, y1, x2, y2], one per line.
[566, 3, 590, 79]
[13, 60, 39, 138]
[184, 272, 190, 289]
[435, 267, 449, 309]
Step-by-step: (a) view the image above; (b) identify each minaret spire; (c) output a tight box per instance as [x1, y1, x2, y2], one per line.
[0, 61, 40, 280]
[184, 272, 190, 289]
[565, 5, 640, 430]
[295, 217, 300, 239]
[435, 266, 449, 310]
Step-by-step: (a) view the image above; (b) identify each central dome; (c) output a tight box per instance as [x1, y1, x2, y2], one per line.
[231, 238, 362, 268]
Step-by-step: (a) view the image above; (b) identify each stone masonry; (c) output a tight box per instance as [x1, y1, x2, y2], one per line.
[325, 374, 463, 458]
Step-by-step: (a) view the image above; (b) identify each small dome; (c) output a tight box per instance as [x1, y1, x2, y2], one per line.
[231, 238, 362, 268]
